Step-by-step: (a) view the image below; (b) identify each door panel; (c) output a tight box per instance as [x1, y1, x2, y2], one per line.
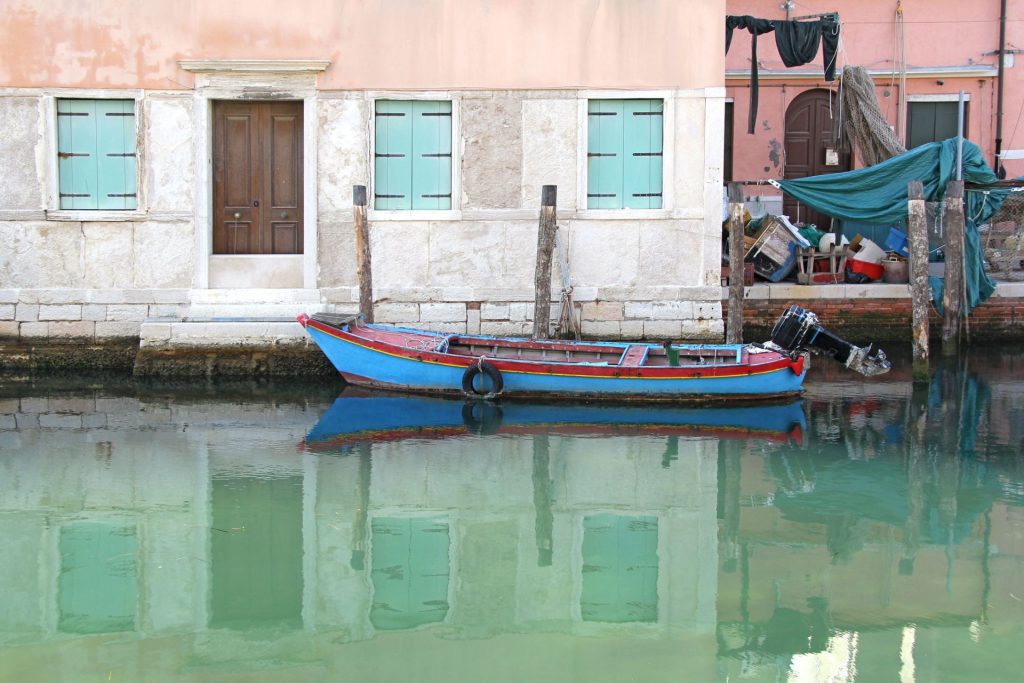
[783, 89, 850, 229]
[213, 101, 303, 255]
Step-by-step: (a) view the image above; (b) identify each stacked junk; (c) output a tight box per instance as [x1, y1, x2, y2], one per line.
[722, 209, 911, 287]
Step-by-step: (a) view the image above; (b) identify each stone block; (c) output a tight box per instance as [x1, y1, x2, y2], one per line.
[374, 303, 419, 323]
[83, 223, 135, 288]
[462, 95, 523, 209]
[509, 302, 530, 322]
[0, 97, 44, 211]
[694, 302, 722, 319]
[481, 303, 509, 320]
[580, 301, 623, 321]
[0, 415, 16, 430]
[19, 398, 48, 413]
[49, 321, 95, 339]
[370, 223, 429, 290]
[82, 413, 108, 429]
[317, 221, 358, 288]
[643, 320, 682, 339]
[0, 289, 17, 304]
[39, 304, 82, 321]
[480, 321, 531, 336]
[140, 322, 172, 341]
[0, 399, 17, 413]
[148, 304, 184, 319]
[133, 222, 195, 288]
[581, 320, 621, 337]
[39, 413, 83, 429]
[317, 99, 370, 217]
[427, 222, 506, 289]
[681, 318, 725, 341]
[146, 98, 195, 213]
[420, 303, 466, 323]
[568, 221, 639, 287]
[467, 309, 481, 334]
[81, 304, 107, 321]
[15, 413, 39, 429]
[522, 99, 578, 210]
[0, 321, 18, 339]
[1, 223, 84, 288]
[19, 322, 48, 338]
[95, 321, 140, 339]
[106, 304, 149, 321]
[48, 398, 95, 414]
[624, 302, 653, 319]
[620, 320, 644, 339]
[650, 301, 694, 320]
[0, 304, 13, 319]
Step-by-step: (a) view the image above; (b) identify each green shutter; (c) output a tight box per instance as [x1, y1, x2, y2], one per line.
[57, 99, 136, 210]
[58, 521, 137, 634]
[375, 100, 414, 209]
[371, 516, 450, 630]
[587, 99, 624, 209]
[588, 99, 664, 209]
[57, 99, 98, 209]
[581, 514, 659, 623]
[412, 100, 453, 210]
[96, 100, 137, 209]
[624, 100, 663, 209]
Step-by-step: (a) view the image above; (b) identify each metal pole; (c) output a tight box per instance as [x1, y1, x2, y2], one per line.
[956, 90, 965, 181]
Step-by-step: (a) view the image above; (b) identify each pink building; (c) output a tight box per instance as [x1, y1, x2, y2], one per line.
[725, 0, 1023, 225]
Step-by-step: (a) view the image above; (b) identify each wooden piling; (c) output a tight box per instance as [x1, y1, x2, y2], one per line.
[353, 185, 374, 323]
[726, 182, 745, 344]
[533, 185, 557, 339]
[907, 181, 930, 382]
[941, 180, 964, 354]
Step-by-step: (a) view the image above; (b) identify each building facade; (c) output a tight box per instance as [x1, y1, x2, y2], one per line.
[0, 0, 728, 348]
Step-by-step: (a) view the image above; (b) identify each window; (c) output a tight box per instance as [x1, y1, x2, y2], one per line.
[587, 99, 664, 209]
[56, 99, 137, 210]
[374, 100, 452, 210]
[370, 516, 450, 630]
[907, 101, 968, 149]
[580, 514, 659, 623]
[58, 521, 138, 634]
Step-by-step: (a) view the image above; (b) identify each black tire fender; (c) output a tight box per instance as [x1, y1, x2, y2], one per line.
[461, 401, 504, 435]
[461, 360, 504, 399]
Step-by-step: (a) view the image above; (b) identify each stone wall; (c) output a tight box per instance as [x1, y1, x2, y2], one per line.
[0, 86, 727, 345]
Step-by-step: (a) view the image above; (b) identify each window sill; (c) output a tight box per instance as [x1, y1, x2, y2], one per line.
[574, 209, 672, 221]
[46, 210, 146, 222]
[368, 209, 462, 222]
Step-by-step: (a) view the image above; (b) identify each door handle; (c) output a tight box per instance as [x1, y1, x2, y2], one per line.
[253, 200, 260, 207]
[280, 211, 287, 219]
[233, 212, 241, 219]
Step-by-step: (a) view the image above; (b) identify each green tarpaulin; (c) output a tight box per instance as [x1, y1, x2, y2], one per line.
[775, 139, 1016, 311]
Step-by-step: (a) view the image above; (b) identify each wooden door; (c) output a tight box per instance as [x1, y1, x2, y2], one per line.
[783, 89, 850, 230]
[213, 101, 303, 254]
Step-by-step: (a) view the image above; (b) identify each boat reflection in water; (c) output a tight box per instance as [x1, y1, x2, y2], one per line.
[302, 390, 807, 453]
[0, 356, 1022, 682]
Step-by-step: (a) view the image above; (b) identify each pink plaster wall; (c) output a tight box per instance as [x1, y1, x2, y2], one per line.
[0, 0, 724, 90]
[725, 0, 1024, 180]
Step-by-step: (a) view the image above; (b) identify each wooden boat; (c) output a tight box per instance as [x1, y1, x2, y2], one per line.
[297, 305, 889, 402]
[301, 392, 807, 452]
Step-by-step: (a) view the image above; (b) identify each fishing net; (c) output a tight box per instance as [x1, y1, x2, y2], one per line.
[839, 65, 906, 166]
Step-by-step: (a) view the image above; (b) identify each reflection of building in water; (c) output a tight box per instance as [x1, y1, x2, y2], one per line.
[716, 369, 1024, 682]
[0, 393, 718, 680]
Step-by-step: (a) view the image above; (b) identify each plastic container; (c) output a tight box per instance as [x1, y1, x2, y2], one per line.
[849, 257, 885, 280]
[884, 227, 910, 258]
[853, 238, 885, 264]
[882, 258, 909, 283]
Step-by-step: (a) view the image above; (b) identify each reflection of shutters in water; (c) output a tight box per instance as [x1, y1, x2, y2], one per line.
[371, 516, 450, 630]
[58, 521, 138, 633]
[581, 514, 659, 623]
[210, 476, 303, 629]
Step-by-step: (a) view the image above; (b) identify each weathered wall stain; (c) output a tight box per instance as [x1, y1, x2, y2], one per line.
[768, 138, 782, 170]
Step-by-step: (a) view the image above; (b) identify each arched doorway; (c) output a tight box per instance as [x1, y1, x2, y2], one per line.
[783, 89, 851, 230]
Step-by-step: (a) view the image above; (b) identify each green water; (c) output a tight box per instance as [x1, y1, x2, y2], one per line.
[1, 352, 1022, 682]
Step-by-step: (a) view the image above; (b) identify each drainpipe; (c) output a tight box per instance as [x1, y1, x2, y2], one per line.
[995, 0, 1007, 177]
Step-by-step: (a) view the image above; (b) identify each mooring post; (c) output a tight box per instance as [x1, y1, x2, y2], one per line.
[352, 185, 374, 323]
[726, 182, 745, 344]
[941, 180, 965, 355]
[533, 185, 558, 339]
[907, 181, 930, 382]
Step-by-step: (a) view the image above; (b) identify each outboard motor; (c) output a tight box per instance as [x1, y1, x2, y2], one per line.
[769, 305, 890, 377]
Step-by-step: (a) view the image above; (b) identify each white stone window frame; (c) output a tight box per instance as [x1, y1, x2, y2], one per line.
[43, 89, 147, 222]
[576, 89, 676, 221]
[179, 60, 328, 290]
[367, 91, 463, 222]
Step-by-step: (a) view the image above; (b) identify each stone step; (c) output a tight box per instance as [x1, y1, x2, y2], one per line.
[139, 319, 310, 347]
[185, 303, 337, 319]
[188, 288, 326, 305]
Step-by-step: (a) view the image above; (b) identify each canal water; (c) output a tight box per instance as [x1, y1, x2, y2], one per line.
[1, 350, 1022, 682]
